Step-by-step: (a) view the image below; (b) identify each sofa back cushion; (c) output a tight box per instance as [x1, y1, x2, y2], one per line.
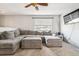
[28, 31, 42, 35]
[20, 30, 42, 35]
[20, 30, 29, 35]
[20, 29, 52, 35]
[35, 31, 42, 35]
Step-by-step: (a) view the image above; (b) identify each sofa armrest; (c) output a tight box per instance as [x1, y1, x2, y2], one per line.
[0, 39, 20, 49]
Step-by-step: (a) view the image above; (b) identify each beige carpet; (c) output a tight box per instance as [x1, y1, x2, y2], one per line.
[14, 41, 79, 56]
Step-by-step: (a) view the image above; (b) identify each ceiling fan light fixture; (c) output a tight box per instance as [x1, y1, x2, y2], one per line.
[35, 6, 39, 10]
[25, 3, 48, 10]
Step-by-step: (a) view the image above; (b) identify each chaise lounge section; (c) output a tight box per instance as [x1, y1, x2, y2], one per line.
[0, 39, 20, 54]
[21, 36, 42, 49]
[45, 36, 62, 47]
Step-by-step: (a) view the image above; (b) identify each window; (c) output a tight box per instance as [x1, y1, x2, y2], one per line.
[33, 16, 53, 32]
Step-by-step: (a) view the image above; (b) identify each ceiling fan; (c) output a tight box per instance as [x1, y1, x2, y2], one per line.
[25, 3, 48, 10]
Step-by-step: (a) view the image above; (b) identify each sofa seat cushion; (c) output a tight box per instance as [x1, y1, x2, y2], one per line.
[45, 36, 62, 47]
[0, 39, 21, 49]
[25, 35, 42, 37]
[21, 37, 42, 48]
[20, 30, 42, 35]
[15, 35, 27, 40]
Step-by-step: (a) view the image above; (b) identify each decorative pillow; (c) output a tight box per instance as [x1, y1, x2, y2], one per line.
[42, 31, 52, 35]
[14, 29, 20, 37]
[0, 32, 5, 39]
[35, 31, 42, 35]
[2, 31, 15, 39]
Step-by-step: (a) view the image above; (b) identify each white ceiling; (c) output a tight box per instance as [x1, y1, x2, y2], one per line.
[0, 3, 79, 15]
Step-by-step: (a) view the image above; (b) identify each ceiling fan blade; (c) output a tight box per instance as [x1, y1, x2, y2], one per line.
[37, 3, 48, 6]
[25, 3, 32, 8]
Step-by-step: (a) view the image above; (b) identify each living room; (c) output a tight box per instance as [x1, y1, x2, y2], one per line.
[0, 2, 79, 56]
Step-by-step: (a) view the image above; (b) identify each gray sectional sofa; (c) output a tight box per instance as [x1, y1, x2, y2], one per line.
[0, 29, 52, 55]
[0, 29, 26, 54]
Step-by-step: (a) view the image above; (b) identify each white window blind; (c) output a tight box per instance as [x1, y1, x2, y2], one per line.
[33, 16, 53, 32]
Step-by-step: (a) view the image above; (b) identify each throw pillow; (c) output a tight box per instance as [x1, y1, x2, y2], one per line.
[0, 32, 5, 39]
[2, 31, 15, 39]
[14, 29, 20, 37]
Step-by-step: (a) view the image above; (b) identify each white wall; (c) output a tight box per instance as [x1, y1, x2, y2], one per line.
[60, 15, 79, 47]
[0, 15, 60, 32]
[0, 15, 33, 30]
[52, 15, 60, 33]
